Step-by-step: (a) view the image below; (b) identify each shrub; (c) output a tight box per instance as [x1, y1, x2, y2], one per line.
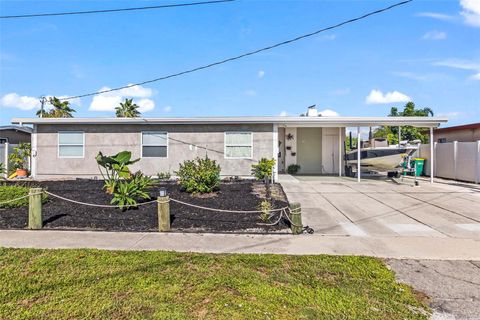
[9, 143, 31, 172]
[258, 199, 272, 222]
[251, 158, 276, 181]
[110, 172, 153, 209]
[175, 157, 221, 194]
[0, 184, 47, 209]
[157, 171, 171, 181]
[287, 164, 301, 174]
[96, 151, 139, 194]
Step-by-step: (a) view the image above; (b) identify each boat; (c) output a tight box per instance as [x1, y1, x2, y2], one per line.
[344, 138, 419, 175]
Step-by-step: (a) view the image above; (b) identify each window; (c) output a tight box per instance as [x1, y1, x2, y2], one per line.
[438, 138, 447, 143]
[142, 132, 168, 157]
[58, 131, 84, 158]
[225, 132, 253, 158]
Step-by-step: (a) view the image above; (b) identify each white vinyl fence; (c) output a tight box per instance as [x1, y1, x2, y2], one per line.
[0, 143, 19, 178]
[418, 141, 480, 184]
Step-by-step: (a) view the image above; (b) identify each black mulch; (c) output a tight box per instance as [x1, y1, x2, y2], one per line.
[0, 180, 290, 233]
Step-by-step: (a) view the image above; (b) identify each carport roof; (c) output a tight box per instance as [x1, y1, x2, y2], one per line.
[12, 116, 448, 128]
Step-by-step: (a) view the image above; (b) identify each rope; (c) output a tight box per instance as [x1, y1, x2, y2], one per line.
[44, 191, 158, 208]
[0, 193, 42, 206]
[169, 197, 289, 214]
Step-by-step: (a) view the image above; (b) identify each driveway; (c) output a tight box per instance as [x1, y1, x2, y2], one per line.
[279, 175, 480, 239]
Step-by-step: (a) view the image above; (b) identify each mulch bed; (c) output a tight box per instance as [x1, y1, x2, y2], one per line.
[0, 180, 290, 233]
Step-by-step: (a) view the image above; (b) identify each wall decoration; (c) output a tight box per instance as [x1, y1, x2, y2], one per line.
[286, 133, 294, 141]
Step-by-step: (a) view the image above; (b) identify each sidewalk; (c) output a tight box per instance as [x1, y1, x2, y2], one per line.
[1, 230, 479, 260]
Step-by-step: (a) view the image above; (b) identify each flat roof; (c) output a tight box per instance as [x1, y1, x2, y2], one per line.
[11, 116, 448, 128]
[0, 125, 33, 134]
[434, 122, 480, 133]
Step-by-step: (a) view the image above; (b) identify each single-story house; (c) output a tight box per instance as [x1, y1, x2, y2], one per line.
[434, 122, 480, 143]
[0, 125, 32, 144]
[12, 108, 447, 181]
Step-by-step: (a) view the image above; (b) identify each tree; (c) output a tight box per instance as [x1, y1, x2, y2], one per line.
[36, 97, 76, 118]
[373, 102, 434, 144]
[115, 98, 141, 118]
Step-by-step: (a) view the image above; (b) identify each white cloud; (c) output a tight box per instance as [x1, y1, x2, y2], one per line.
[318, 109, 339, 117]
[415, 12, 456, 21]
[433, 59, 480, 80]
[0, 93, 40, 110]
[163, 105, 172, 113]
[278, 111, 288, 116]
[257, 70, 265, 79]
[89, 84, 155, 112]
[437, 111, 464, 119]
[365, 90, 411, 104]
[422, 30, 447, 40]
[460, 0, 480, 27]
[244, 89, 257, 97]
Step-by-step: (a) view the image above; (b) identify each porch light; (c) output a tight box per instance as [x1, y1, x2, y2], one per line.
[159, 187, 167, 197]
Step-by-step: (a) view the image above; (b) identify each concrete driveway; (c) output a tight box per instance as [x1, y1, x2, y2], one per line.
[279, 175, 480, 239]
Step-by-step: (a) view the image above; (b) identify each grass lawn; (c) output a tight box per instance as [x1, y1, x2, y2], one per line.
[0, 248, 428, 319]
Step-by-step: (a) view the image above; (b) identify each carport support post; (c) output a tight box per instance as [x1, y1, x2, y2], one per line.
[338, 127, 342, 177]
[158, 196, 170, 232]
[357, 127, 361, 182]
[430, 127, 434, 184]
[28, 188, 42, 229]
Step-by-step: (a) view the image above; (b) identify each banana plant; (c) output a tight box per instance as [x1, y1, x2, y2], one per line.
[96, 151, 140, 194]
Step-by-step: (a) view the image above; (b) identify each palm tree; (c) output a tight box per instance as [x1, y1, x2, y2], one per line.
[115, 98, 141, 118]
[36, 97, 76, 118]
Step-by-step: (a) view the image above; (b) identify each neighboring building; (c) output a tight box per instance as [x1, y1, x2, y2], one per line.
[11, 108, 447, 179]
[0, 125, 32, 144]
[434, 123, 480, 143]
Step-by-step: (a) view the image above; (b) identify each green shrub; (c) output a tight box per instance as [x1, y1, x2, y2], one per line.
[110, 172, 153, 210]
[287, 164, 301, 174]
[157, 171, 171, 181]
[0, 184, 47, 209]
[9, 143, 31, 172]
[258, 199, 272, 222]
[251, 158, 276, 181]
[96, 151, 140, 194]
[175, 157, 221, 194]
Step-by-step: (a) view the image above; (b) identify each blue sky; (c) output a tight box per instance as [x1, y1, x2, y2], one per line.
[1, 0, 479, 126]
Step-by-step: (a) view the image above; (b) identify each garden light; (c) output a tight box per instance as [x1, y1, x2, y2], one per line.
[159, 187, 167, 197]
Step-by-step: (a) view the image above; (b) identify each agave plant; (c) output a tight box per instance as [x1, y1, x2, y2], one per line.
[96, 151, 140, 194]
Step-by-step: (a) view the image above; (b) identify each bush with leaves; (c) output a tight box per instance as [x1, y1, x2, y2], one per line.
[110, 172, 153, 210]
[287, 164, 301, 175]
[258, 199, 272, 222]
[96, 151, 139, 194]
[157, 171, 171, 181]
[0, 184, 48, 208]
[9, 143, 31, 172]
[175, 157, 220, 194]
[251, 158, 276, 181]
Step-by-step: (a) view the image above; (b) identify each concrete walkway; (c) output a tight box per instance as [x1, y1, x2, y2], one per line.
[1, 230, 480, 260]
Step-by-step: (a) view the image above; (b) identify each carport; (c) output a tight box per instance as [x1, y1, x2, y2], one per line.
[274, 115, 448, 183]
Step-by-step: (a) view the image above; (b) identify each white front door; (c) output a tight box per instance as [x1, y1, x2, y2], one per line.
[323, 134, 339, 174]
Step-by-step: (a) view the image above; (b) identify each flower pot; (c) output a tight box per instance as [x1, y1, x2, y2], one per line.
[16, 169, 28, 177]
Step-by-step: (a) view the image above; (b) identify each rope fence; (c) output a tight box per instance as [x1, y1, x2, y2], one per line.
[1, 188, 313, 233]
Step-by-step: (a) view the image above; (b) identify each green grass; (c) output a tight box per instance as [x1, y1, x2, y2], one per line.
[0, 248, 429, 319]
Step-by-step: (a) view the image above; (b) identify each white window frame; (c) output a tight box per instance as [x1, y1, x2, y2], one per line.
[224, 131, 253, 159]
[58, 131, 85, 159]
[141, 131, 169, 158]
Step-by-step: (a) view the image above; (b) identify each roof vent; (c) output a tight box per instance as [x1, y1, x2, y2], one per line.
[306, 105, 318, 117]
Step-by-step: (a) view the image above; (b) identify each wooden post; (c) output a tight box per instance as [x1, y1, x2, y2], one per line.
[289, 202, 303, 235]
[28, 188, 42, 229]
[158, 196, 170, 232]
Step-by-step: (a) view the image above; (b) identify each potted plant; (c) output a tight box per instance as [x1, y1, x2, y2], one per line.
[9, 143, 31, 177]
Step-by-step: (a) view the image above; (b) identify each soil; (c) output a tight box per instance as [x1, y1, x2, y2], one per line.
[0, 180, 290, 233]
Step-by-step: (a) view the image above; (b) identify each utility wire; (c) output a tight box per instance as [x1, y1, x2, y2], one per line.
[0, 0, 234, 19]
[59, 0, 413, 101]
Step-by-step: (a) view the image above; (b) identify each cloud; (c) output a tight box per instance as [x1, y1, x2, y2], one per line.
[437, 111, 464, 119]
[0, 93, 40, 110]
[278, 111, 288, 117]
[460, 0, 480, 27]
[244, 89, 257, 97]
[257, 70, 265, 79]
[89, 84, 155, 112]
[318, 109, 339, 117]
[163, 105, 172, 113]
[433, 59, 480, 80]
[415, 12, 456, 21]
[422, 30, 447, 40]
[365, 90, 411, 104]
[0, 93, 81, 111]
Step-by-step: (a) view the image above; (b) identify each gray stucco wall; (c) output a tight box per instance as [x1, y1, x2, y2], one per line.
[34, 123, 274, 179]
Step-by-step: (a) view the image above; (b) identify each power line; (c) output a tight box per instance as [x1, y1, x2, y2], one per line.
[60, 0, 413, 101]
[0, 0, 234, 19]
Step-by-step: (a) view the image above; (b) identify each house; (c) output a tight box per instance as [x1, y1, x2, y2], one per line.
[0, 125, 32, 144]
[434, 122, 480, 143]
[11, 107, 447, 180]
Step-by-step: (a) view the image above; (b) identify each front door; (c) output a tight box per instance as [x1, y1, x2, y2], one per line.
[323, 134, 339, 173]
[297, 128, 322, 174]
